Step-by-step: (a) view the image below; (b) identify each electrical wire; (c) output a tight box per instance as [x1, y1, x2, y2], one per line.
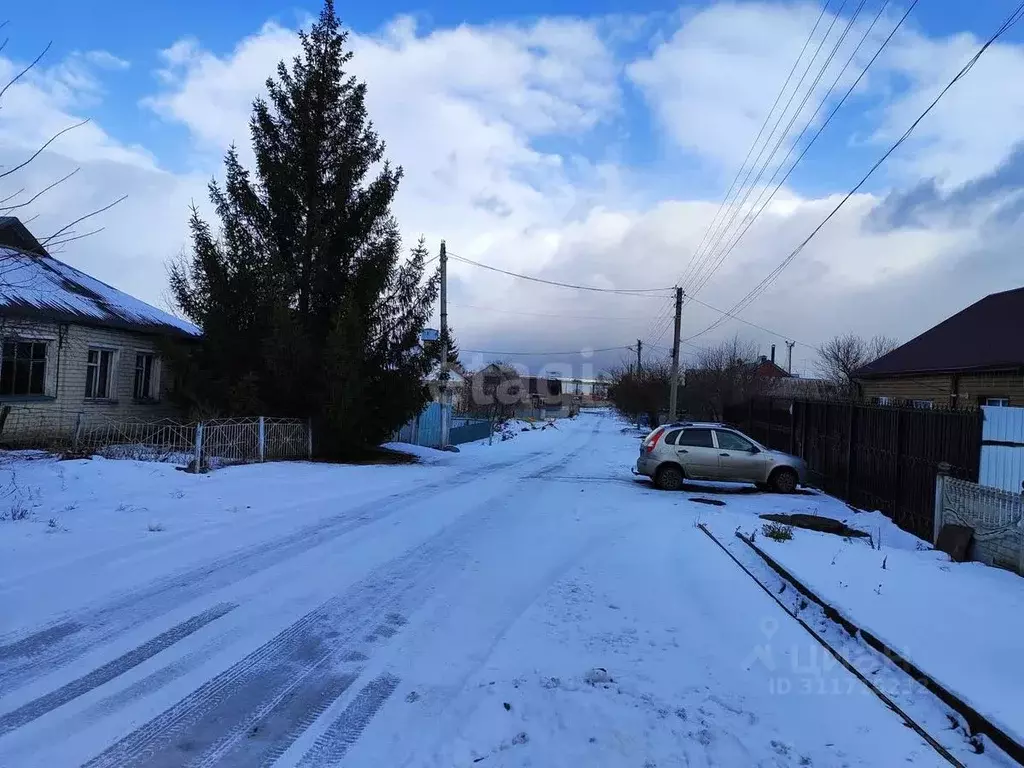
[679, 0, 850, 293]
[683, 0, 865, 297]
[448, 302, 650, 321]
[448, 252, 674, 296]
[673, 0, 834, 293]
[461, 345, 634, 357]
[687, 0, 911, 299]
[685, 0, 1024, 344]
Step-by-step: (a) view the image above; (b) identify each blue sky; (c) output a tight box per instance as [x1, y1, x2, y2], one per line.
[2, 0, 1024, 374]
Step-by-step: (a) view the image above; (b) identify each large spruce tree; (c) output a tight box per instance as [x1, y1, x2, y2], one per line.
[170, 0, 438, 455]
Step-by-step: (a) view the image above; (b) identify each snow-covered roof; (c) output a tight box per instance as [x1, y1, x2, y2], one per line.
[0, 246, 201, 338]
[426, 364, 466, 385]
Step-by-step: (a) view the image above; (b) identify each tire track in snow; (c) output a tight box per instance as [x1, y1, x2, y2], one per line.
[295, 674, 400, 767]
[80, 482, 529, 768]
[0, 452, 544, 696]
[0, 603, 235, 737]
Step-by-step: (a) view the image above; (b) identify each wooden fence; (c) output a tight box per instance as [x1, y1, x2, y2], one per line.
[723, 398, 983, 541]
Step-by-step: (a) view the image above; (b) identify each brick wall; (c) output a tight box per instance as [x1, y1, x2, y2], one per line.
[859, 370, 1024, 408]
[0, 318, 183, 440]
[937, 475, 1024, 574]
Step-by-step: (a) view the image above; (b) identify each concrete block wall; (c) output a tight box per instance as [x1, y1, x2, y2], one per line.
[937, 475, 1024, 574]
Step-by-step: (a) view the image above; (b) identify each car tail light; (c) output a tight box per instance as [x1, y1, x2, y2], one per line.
[645, 428, 665, 454]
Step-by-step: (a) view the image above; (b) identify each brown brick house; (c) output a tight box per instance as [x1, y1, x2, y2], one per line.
[857, 286, 1024, 408]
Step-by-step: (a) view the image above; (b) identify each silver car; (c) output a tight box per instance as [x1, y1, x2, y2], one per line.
[634, 422, 806, 493]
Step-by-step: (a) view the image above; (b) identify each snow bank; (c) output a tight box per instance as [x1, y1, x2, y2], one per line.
[749, 523, 1024, 746]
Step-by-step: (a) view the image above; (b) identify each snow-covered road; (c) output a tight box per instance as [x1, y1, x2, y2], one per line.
[0, 411, 949, 766]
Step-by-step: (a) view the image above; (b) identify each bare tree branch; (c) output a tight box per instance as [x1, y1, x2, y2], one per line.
[0, 119, 89, 181]
[39, 195, 126, 245]
[0, 168, 79, 212]
[0, 40, 51, 104]
[43, 226, 103, 250]
[816, 333, 900, 393]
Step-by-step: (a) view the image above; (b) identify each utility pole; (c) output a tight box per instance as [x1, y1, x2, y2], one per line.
[668, 287, 683, 422]
[439, 241, 450, 447]
[786, 340, 796, 374]
[636, 339, 643, 373]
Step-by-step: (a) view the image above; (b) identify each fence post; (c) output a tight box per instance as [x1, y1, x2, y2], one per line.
[306, 418, 313, 460]
[788, 402, 796, 456]
[258, 417, 266, 462]
[933, 462, 950, 545]
[72, 411, 84, 452]
[193, 422, 204, 473]
[893, 408, 904, 523]
[845, 404, 856, 501]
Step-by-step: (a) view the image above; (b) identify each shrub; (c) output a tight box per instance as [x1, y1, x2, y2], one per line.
[762, 522, 794, 542]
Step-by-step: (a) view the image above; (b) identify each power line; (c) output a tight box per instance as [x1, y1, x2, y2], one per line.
[686, 0, 1024, 343]
[461, 345, 633, 356]
[687, 0, 912, 299]
[678, 0, 846, 294]
[448, 252, 673, 296]
[641, 0, 834, 348]
[683, 0, 867, 297]
[448, 302, 649, 321]
[683, 293, 815, 348]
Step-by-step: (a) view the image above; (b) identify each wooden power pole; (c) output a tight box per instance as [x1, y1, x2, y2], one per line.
[668, 287, 683, 422]
[439, 241, 450, 447]
[636, 339, 642, 373]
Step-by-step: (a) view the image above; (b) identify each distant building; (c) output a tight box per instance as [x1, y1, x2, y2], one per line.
[857, 287, 1024, 408]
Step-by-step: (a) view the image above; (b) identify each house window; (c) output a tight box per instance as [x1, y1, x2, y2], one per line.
[134, 353, 156, 400]
[0, 340, 48, 396]
[85, 349, 115, 399]
[985, 397, 1010, 407]
[875, 396, 892, 406]
[911, 399, 933, 410]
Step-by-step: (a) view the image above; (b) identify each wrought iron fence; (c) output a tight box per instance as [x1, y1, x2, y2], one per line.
[0, 405, 311, 468]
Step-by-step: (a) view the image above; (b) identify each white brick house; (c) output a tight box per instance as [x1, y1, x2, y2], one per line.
[0, 218, 200, 440]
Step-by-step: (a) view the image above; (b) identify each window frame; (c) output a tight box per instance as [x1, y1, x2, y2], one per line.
[985, 397, 1010, 407]
[0, 338, 50, 398]
[133, 352, 158, 402]
[85, 347, 117, 401]
[663, 429, 682, 446]
[675, 428, 715, 448]
[910, 399, 934, 410]
[714, 429, 756, 452]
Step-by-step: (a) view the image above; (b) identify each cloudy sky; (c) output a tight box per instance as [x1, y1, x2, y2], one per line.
[1, 0, 1023, 377]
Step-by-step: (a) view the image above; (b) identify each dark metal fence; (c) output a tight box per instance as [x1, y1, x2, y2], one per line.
[723, 398, 983, 541]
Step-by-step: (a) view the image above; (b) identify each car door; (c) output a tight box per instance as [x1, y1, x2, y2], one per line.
[714, 429, 769, 483]
[674, 428, 722, 480]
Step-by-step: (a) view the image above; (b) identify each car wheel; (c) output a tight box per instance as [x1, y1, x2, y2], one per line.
[655, 465, 684, 491]
[770, 468, 798, 494]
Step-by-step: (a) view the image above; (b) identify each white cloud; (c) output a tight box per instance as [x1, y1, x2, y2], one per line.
[2, 4, 1024, 379]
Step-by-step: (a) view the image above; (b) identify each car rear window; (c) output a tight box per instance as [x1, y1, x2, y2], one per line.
[663, 429, 682, 445]
[676, 428, 714, 448]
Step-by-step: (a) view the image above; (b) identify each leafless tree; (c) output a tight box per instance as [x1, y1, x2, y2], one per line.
[681, 336, 771, 421]
[607, 358, 672, 427]
[815, 333, 900, 394]
[0, 22, 126, 266]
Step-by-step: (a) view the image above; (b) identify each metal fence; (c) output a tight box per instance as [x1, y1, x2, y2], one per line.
[936, 474, 1024, 574]
[724, 397, 984, 541]
[0, 405, 310, 468]
[980, 404, 1024, 493]
[394, 403, 494, 448]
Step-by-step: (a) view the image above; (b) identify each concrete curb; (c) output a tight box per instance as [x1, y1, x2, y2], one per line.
[738, 532, 1024, 766]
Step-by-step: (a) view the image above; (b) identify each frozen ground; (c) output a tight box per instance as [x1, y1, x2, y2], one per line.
[744, 513, 1024, 750]
[0, 411, 996, 766]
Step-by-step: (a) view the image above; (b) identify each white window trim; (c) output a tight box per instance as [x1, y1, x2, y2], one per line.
[985, 397, 1010, 407]
[0, 336, 55, 398]
[133, 352, 161, 402]
[85, 347, 119, 401]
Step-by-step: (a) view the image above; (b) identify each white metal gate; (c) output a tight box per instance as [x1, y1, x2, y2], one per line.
[980, 405, 1024, 493]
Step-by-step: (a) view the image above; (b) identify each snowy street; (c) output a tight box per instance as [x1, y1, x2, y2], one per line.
[0, 411, 957, 766]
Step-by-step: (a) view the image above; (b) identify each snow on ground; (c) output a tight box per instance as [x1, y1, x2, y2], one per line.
[0, 410, 996, 766]
[744, 518, 1024, 748]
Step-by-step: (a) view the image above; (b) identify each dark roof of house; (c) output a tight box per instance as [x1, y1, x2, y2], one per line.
[0, 217, 46, 256]
[0, 245, 201, 339]
[857, 286, 1024, 378]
